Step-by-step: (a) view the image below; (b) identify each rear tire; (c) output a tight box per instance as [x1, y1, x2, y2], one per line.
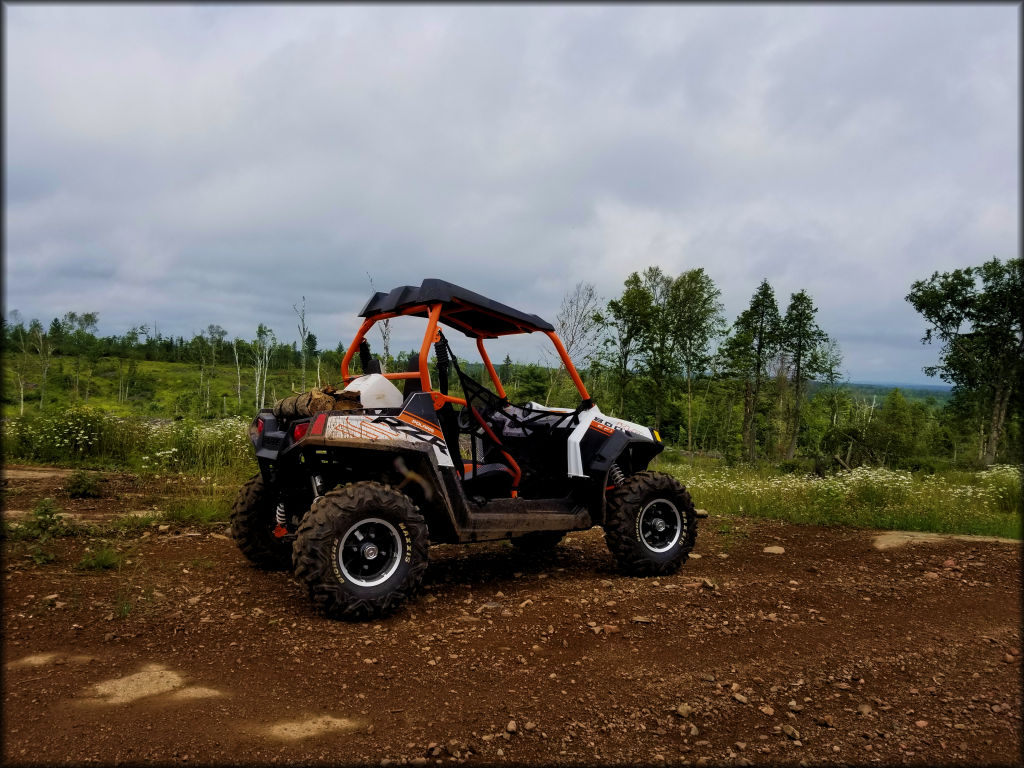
[231, 474, 293, 571]
[603, 471, 697, 576]
[292, 482, 428, 620]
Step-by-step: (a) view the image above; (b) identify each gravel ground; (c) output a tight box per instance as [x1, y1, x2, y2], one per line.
[2, 466, 1021, 766]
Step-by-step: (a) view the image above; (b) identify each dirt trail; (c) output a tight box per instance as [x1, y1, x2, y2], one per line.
[2, 470, 1020, 766]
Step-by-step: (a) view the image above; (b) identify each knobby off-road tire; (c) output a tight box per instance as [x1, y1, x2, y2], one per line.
[230, 474, 293, 571]
[292, 482, 428, 620]
[603, 471, 697, 577]
[510, 530, 565, 554]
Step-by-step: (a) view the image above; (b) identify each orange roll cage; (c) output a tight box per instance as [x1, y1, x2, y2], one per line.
[340, 301, 590, 409]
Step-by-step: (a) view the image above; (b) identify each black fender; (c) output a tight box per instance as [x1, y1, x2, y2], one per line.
[293, 437, 463, 544]
[584, 431, 664, 525]
[586, 431, 663, 475]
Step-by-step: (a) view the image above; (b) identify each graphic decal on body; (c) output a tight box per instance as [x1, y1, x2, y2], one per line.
[323, 414, 454, 467]
[372, 415, 450, 457]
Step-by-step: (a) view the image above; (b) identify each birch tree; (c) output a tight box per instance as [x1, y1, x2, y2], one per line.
[294, 297, 309, 392]
[232, 338, 243, 408]
[546, 281, 603, 404]
[29, 320, 52, 410]
[250, 325, 276, 409]
[601, 272, 653, 417]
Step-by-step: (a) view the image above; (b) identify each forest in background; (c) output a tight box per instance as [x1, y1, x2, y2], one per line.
[4, 257, 1020, 472]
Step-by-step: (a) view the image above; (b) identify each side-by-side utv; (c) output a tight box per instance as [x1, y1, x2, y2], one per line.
[232, 279, 698, 619]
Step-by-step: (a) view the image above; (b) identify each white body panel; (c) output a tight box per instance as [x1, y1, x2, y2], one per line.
[343, 374, 405, 409]
[567, 405, 602, 477]
[566, 406, 656, 478]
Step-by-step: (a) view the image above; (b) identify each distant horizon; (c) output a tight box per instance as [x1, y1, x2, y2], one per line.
[3, 305, 954, 391]
[832, 379, 950, 390]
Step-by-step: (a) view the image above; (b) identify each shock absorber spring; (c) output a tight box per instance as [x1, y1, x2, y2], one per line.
[609, 463, 626, 487]
[275, 503, 287, 527]
[310, 474, 325, 500]
[434, 335, 450, 395]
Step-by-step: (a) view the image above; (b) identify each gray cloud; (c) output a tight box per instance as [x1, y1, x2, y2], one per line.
[4, 5, 1018, 383]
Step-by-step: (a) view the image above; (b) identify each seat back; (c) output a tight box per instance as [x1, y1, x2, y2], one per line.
[402, 353, 422, 399]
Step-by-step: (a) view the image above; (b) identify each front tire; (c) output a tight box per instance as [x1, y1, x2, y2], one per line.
[231, 474, 293, 571]
[292, 482, 428, 620]
[603, 471, 697, 576]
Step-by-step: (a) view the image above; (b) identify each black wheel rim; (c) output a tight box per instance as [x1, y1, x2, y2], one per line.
[639, 499, 682, 553]
[337, 517, 402, 587]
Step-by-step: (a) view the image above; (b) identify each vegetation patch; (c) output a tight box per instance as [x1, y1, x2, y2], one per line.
[2, 408, 255, 480]
[162, 495, 231, 526]
[77, 545, 123, 570]
[97, 514, 160, 537]
[667, 462, 1022, 539]
[2, 498, 79, 565]
[3, 498, 77, 541]
[65, 469, 103, 499]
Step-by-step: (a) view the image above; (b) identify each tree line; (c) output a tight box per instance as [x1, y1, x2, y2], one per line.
[2, 312, 326, 417]
[552, 258, 1018, 468]
[4, 257, 1019, 467]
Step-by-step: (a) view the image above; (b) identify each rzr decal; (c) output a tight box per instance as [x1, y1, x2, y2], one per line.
[373, 415, 450, 457]
[602, 415, 655, 440]
[588, 417, 616, 436]
[395, 412, 444, 440]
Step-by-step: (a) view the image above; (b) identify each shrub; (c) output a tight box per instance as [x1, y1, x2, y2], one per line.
[5, 498, 76, 541]
[66, 470, 103, 499]
[778, 459, 816, 475]
[4, 498, 78, 565]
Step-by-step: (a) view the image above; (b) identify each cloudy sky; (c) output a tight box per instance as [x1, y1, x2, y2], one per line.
[4, 4, 1018, 384]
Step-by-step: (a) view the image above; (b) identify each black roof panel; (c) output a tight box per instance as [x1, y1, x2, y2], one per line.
[359, 279, 554, 338]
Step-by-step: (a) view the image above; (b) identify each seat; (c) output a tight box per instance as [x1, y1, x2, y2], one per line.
[402, 353, 422, 399]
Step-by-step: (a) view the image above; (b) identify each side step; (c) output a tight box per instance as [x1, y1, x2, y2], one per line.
[458, 497, 592, 543]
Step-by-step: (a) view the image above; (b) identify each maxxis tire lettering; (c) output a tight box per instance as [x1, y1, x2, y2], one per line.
[330, 538, 345, 583]
[292, 481, 428, 620]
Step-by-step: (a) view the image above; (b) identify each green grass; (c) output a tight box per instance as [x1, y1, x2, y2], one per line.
[77, 545, 123, 570]
[162, 495, 232, 525]
[96, 513, 160, 537]
[664, 462, 1023, 539]
[112, 588, 134, 620]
